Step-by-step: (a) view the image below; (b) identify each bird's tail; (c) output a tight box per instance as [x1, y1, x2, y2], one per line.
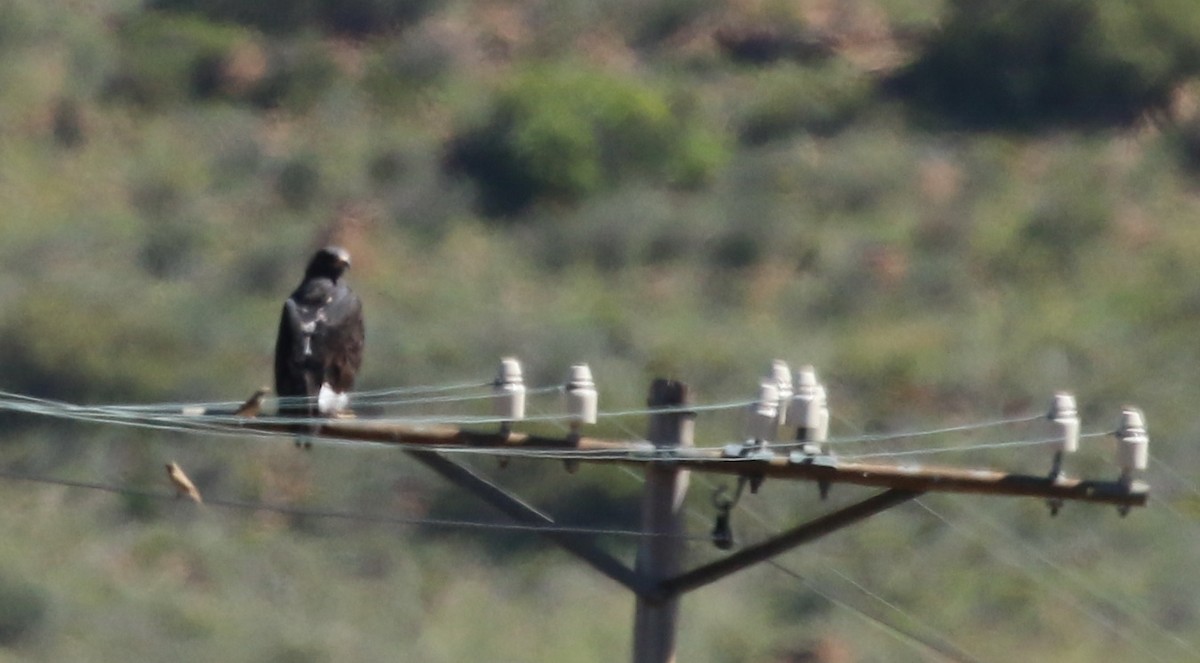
[317, 383, 349, 415]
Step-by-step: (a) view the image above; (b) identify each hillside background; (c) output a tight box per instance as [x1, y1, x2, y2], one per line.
[1, 0, 1199, 660]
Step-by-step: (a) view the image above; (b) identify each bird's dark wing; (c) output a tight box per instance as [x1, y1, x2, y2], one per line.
[274, 299, 318, 413]
[313, 285, 364, 393]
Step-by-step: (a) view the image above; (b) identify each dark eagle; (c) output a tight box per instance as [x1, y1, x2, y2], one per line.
[274, 246, 364, 431]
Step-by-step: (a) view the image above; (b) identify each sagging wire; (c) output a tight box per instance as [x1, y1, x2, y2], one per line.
[0, 389, 755, 431]
[819, 414, 1045, 447]
[914, 498, 1184, 663]
[1150, 454, 1200, 499]
[592, 400, 986, 662]
[85, 379, 496, 413]
[0, 468, 711, 541]
[766, 560, 986, 663]
[835, 431, 1110, 461]
[0, 388, 1076, 463]
[0, 389, 1124, 476]
[617, 451, 990, 662]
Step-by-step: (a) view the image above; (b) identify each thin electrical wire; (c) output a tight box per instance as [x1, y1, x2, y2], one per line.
[0, 395, 654, 459]
[616, 466, 982, 661]
[1150, 454, 1200, 499]
[913, 499, 1180, 663]
[822, 564, 989, 663]
[332, 385, 564, 409]
[768, 396, 1161, 653]
[675, 469, 989, 661]
[0, 384, 1161, 658]
[21, 379, 495, 413]
[1144, 457, 1200, 539]
[816, 414, 1045, 447]
[835, 431, 1109, 461]
[0, 392, 799, 466]
[0, 390, 756, 432]
[812, 409, 1180, 658]
[1147, 500, 1200, 545]
[705, 405, 1166, 658]
[0, 381, 501, 417]
[1138, 457, 1200, 583]
[350, 380, 493, 399]
[597, 404, 987, 663]
[594, 399, 760, 418]
[765, 560, 985, 663]
[530, 398, 1176, 658]
[0, 389, 1086, 473]
[0, 468, 712, 541]
[0, 398, 275, 440]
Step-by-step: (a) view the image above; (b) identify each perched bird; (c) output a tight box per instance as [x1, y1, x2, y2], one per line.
[234, 387, 270, 418]
[274, 246, 365, 445]
[166, 462, 203, 503]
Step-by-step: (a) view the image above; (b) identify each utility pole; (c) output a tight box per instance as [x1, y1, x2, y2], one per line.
[215, 373, 1149, 661]
[633, 379, 694, 663]
[0, 363, 1153, 660]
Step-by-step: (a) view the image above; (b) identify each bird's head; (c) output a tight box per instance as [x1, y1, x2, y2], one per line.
[304, 246, 352, 281]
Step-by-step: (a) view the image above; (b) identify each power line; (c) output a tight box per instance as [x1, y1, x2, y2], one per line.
[913, 499, 1181, 663]
[61, 379, 496, 413]
[836, 431, 1109, 461]
[1150, 454, 1200, 499]
[0, 390, 1109, 468]
[804, 413, 1045, 449]
[0, 389, 755, 431]
[787, 562, 988, 663]
[0, 468, 712, 542]
[350, 380, 494, 399]
[597, 406, 989, 663]
[0, 372, 1153, 663]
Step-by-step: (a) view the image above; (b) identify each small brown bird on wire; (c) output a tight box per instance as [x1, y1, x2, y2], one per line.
[166, 462, 203, 503]
[234, 387, 270, 418]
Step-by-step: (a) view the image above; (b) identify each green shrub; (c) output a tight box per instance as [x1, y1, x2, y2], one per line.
[276, 157, 322, 211]
[247, 39, 339, 111]
[104, 14, 337, 111]
[103, 14, 250, 109]
[737, 62, 873, 145]
[362, 31, 454, 109]
[709, 228, 763, 270]
[892, 0, 1200, 128]
[445, 64, 725, 216]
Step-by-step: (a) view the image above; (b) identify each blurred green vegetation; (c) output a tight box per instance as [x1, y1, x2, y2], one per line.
[446, 63, 724, 215]
[1, 0, 1200, 660]
[891, 0, 1200, 128]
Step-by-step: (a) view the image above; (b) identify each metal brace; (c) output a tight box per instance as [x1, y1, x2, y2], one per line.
[710, 480, 749, 550]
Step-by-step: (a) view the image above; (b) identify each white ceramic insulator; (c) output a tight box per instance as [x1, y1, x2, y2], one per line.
[564, 363, 598, 426]
[1116, 407, 1149, 473]
[769, 360, 793, 426]
[795, 365, 818, 390]
[788, 366, 821, 434]
[745, 381, 779, 441]
[812, 384, 829, 444]
[1049, 392, 1079, 454]
[492, 357, 527, 421]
